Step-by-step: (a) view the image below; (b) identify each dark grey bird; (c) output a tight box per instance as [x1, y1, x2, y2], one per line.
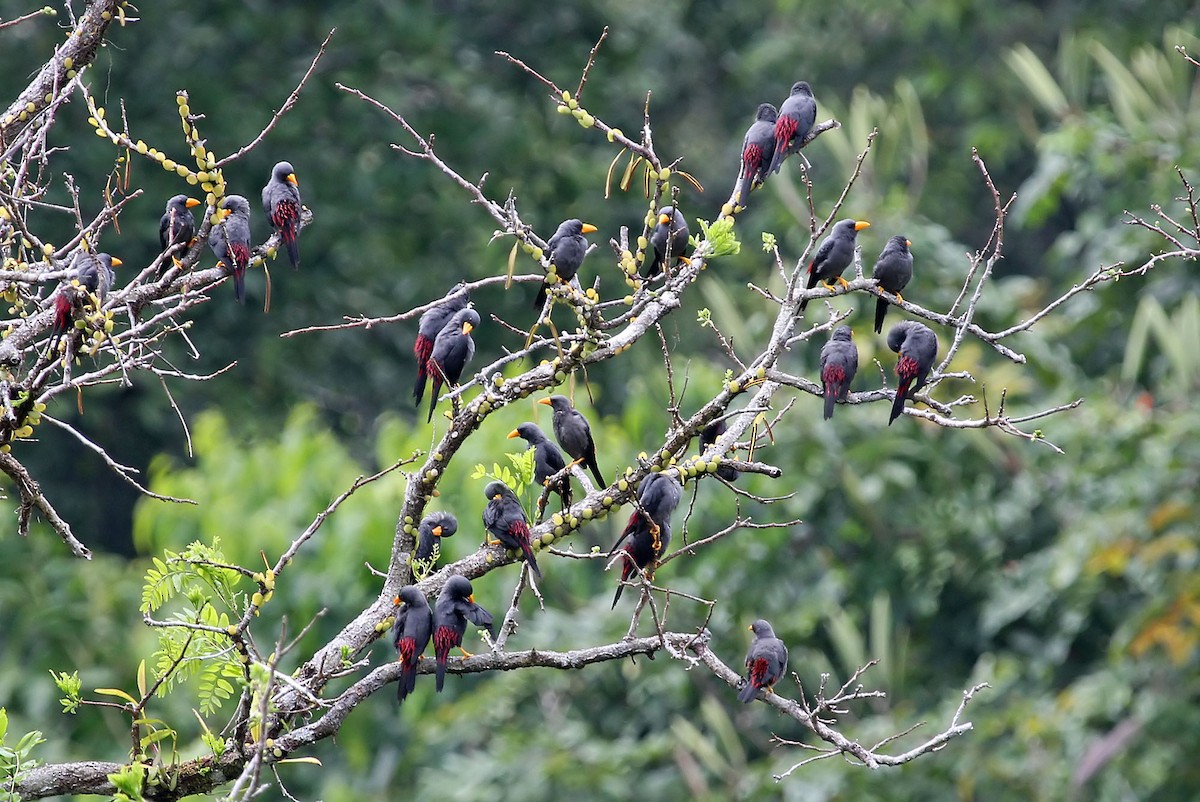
[700, 419, 739, 482]
[425, 307, 479, 423]
[538, 395, 606, 486]
[48, 252, 121, 356]
[391, 586, 433, 703]
[887, 321, 939, 425]
[158, 195, 200, 267]
[608, 472, 683, 607]
[413, 283, 470, 405]
[819, 325, 859, 420]
[798, 219, 870, 312]
[432, 575, 493, 692]
[767, 81, 818, 175]
[736, 102, 778, 205]
[507, 422, 571, 517]
[411, 511, 458, 579]
[261, 161, 302, 268]
[482, 481, 541, 579]
[738, 619, 789, 703]
[871, 235, 913, 334]
[536, 218, 597, 308]
[642, 206, 689, 277]
[207, 194, 253, 303]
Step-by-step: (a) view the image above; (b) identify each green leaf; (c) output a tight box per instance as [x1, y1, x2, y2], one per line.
[95, 687, 138, 706]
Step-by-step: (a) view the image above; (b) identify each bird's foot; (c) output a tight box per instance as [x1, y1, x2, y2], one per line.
[894, 291, 904, 303]
[458, 646, 474, 659]
[834, 276, 851, 289]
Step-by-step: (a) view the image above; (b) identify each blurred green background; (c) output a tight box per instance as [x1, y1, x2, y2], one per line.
[1, 0, 1198, 799]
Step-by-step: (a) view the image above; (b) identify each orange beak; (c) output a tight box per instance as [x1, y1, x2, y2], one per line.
[905, 239, 912, 247]
[109, 257, 124, 267]
[432, 526, 443, 537]
[658, 213, 670, 226]
[537, 398, 552, 406]
[185, 198, 201, 208]
[854, 220, 871, 231]
[467, 594, 476, 604]
[581, 223, 598, 234]
[462, 321, 474, 335]
[507, 430, 520, 439]
[287, 173, 299, 186]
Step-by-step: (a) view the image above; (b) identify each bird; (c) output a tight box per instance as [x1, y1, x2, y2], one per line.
[48, 252, 121, 356]
[538, 395, 606, 487]
[735, 102, 778, 205]
[819, 325, 859, 420]
[798, 219, 870, 312]
[432, 575, 494, 692]
[609, 472, 683, 608]
[642, 206, 689, 277]
[767, 81, 818, 175]
[425, 307, 480, 423]
[871, 235, 914, 334]
[507, 422, 571, 518]
[738, 619, 789, 703]
[535, 218, 596, 308]
[158, 195, 200, 267]
[261, 161, 302, 268]
[207, 194, 253, 303]
[700, 419, 739, 481]
[413, 284, 469, 406]
[887, 321, 939, 425]
[482, 481, 542, 579]
[411, 511, 458, 580]
[391, 586, 433, 703]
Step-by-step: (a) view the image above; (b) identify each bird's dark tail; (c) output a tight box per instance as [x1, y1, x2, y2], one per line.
[435, 655, 447, 693]
[823, 386, 836, 421]
[738, 679, 760, 704]
[587, 456, 606, 488]
[874, 296, 889, 334]
[523, 542, 543, 579]
[283, 227, 300, 269]
[426, 379, 440, 423]
[798, 268, 818, 312]
[888, 379, 911, 425]
[233, 268, 245, 304]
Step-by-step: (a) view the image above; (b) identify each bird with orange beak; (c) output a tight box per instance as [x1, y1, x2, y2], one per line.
[535, 218, 597, 308]
[262, 161, 302, 268]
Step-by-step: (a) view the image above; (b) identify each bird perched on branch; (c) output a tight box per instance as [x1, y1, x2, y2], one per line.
[736, 102, 778, 206]
[391, 586, 433, 704]
[262, 161, 302, 268]
[425, 307, 479, 423]
[700, 419, 739, 482]
[508, 422, 571, 518]
[536, 218, 596, 308]
[413, 284, 469, 406]
[738, 619, 789, 703]
[643, 206, 689, 277]
[207, 194, 253, 303]
[539, 395, 606, 487]
[482, 481, 541, 579]
[887, 321, 938, 425]
[432, 575, 494, 692]
[871, 235, 913, 334]
[819, 325, 858, 420]
[48, 251, 121, 356]
[411, 511, 458, 580]
[767, 81, 817, 175]
[158, 195, 200, 268]
[798, 219, 870, 312]
[609, 472, 683, 608]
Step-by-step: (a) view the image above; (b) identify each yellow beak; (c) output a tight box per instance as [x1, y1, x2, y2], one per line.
[905, 239, 912, 247]
[507, 430, 520, 439]
[658, 213, 670, 226]
[432, 526, 443, 537]
[537, 397, 552, 407]
[110, 257, 124, 267]
[393, 595, 402, 605]
[747, 624, 753, 631]
[287, 173, 299, 186]
[854, 220, 871, 231]
[467, 594, 476, 604]
[492, 493, 502, 500]
[220, 208, 233, 220]
[581, 223, 598, 234]
[462, 321, 474, 335]
[185, 198, 202, 208]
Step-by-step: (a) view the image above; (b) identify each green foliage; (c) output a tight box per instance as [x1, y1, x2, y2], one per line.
[50, 671, 82, 715]
[0, 708, 45, 801]
[472, 444, 538, 513]
[107, 761, 147, 802]
[695, 217, 741, 259]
